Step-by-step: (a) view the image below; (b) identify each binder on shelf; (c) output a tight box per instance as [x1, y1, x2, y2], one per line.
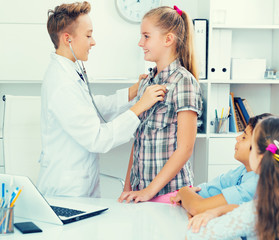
[234, 97, 250, 124]
[242, 99, 254, 118]
[229, 94, 237, 133]
[193, 19, 208, 80]
[235, 101, 247, 127]
[209, 29, 232, 80]
[230, 92, 239, 132]
[234, 104, 245, 132]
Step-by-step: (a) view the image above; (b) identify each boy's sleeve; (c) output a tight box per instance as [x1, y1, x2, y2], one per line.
[221, 172, 259, 204]
[173, 73, 203, 116]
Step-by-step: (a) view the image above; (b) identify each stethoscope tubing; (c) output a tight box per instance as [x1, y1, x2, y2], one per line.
[69, 42, 107, 123]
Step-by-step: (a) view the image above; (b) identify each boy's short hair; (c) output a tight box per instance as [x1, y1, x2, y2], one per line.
[248, 113, 272, 131]
[47, 1, 91, 49]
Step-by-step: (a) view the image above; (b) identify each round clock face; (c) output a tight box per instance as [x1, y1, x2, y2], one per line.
[116, 0, 161, 23]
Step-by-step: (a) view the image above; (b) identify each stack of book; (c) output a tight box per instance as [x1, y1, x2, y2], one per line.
[229, 92, 254, 132]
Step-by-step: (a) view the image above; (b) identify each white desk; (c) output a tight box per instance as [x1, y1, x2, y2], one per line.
[1, 198, 188, 240]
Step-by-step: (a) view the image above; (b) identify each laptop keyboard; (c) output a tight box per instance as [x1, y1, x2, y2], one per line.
[51, 206, 85, 217]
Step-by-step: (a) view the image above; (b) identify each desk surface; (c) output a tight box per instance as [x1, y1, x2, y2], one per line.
[1, 197, 188, 240]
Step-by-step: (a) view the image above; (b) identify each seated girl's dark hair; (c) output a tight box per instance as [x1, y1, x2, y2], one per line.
[248, 113, 272, 131]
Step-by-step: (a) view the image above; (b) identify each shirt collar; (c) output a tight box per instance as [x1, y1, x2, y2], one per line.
[51, 52, 82, 81]
[51, 52, 78, 70]
[149, 58, 181, 84]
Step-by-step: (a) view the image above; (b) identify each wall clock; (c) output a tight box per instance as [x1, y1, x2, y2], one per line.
[115, 0, 161, 23]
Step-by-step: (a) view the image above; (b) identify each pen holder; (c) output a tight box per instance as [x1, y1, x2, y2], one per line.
[214, 117, 229, 133]
[0, 206, 14, 234]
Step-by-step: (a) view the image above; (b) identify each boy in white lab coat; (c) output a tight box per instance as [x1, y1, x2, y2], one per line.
[37, 1, 166, 198]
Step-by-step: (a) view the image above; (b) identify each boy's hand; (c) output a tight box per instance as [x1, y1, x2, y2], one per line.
[138, 74, 148, 82]
[130, 85, 167, 116]
[128, 74, 148, 101]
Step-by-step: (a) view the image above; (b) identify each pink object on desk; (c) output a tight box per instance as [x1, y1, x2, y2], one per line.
[149, 185, 193, 204]
[149, 190, 179, 204]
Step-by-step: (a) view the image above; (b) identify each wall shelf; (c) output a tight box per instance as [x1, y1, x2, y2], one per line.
[212, 24, 279, 30]
[196, 133, 207, 138]
[0, 79, 138, 84]
[210, 79, 279, 84]
[209, 133, 240, 138]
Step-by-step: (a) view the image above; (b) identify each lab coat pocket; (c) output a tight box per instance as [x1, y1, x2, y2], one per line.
[58, 170, 90, 197]
[147, 102, 175, 130]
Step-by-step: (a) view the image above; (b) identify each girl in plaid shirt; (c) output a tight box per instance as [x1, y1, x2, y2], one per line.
[118, 6, 203, 204]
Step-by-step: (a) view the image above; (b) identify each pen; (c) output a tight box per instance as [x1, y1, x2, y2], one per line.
[218, 108, 224, 132]
[227, 106, 231, 117]
[223, 107, 231, 133]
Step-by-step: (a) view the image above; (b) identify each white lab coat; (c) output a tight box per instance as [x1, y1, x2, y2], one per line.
[37, 53, 140, 197]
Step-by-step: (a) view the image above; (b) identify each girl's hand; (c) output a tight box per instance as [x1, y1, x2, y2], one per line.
[118, 188, 155, 203]
[170, 192, 181, 205]
[189, 186, 201, 193]
[170, 186, 200, 206]
[123, 181, 132, 192]
[187, 208, 220, 233]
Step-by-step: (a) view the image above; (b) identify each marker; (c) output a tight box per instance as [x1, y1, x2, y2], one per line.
[10, 188, 22, 208]
[9, 187, 19, 205]
[2, 183, 5, 199]
[1, 183, 5, 207]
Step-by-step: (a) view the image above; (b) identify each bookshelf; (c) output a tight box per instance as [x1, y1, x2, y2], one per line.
[205, 0, 279, 182]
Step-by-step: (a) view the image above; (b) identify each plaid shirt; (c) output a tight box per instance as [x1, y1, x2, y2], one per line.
[130, 59, 203, 196]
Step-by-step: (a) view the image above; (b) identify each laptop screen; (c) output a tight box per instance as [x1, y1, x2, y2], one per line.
[0, 174, 108, 225]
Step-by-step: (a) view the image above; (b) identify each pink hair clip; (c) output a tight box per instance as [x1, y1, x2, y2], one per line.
[266, 143, 278, 154]
[174, 5, 182, 16]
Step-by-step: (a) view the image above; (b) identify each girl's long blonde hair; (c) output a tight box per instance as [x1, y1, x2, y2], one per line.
[144, 6, 198, 80]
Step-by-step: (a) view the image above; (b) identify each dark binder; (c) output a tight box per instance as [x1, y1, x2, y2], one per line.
[193, 19, 208, 79]
[234, 97, 250, 124]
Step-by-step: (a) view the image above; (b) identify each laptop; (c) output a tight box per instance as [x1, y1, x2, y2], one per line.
[0, 174, 108, 225]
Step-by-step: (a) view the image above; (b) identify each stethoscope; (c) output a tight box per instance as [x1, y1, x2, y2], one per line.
[68, 39, 107, 123]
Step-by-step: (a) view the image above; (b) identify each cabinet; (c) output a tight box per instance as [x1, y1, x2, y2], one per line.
[206, 0, 279, 181]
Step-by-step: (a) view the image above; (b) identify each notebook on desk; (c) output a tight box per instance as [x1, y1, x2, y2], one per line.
[0, 174, 108, 225]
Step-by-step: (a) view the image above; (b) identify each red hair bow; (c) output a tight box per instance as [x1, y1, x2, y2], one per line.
[174, 5, 182, 16]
